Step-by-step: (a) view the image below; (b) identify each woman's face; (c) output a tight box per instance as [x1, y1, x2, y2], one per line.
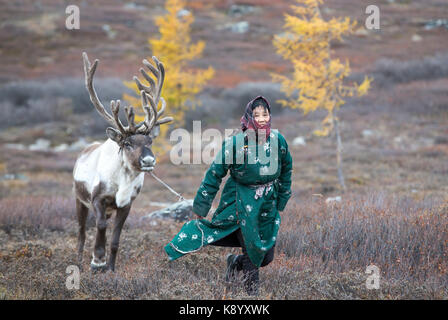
[253, 106, 270, 126]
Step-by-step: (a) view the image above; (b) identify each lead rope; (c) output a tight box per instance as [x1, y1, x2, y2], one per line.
[149, 171, 185, 202]
[169, 219, 205, 254]
[150, 170, 206, 254]
[149, 171, 204, 255]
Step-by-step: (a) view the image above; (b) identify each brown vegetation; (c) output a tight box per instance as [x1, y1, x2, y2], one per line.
[0, 191, 447, 299]
[0, 0, 447, 300]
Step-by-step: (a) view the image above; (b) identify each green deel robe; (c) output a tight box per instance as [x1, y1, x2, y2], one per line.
[164, 129, 293, 267]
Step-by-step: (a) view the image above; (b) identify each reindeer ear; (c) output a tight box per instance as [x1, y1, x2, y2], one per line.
[150, 124, 160, 139]
[106, 127, 124, 144]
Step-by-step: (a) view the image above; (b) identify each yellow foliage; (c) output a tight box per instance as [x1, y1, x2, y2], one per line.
[272, 0, 372, 137]
[0, 162, 6, 174]
[123, 0, 214, 155]
[313, 113, 333, 136]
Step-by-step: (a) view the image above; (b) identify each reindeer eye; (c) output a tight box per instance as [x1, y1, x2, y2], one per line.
[124, 141, 132, 148]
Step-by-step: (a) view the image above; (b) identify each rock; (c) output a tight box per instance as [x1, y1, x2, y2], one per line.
[276, 32, 296, 40]
[0, 173, 28, 182]
[292, 136, 306, 146]
[177, 9, 191, 18]
[68, 138, 89, 151]
[411, 34, 422, 42]
[362, 129, 374, 138]
[123, 2, 146, 10]
[325, 196, 341, 204]
[29, 139, 51, 151]
[148, 201, 173, 208]
[149, 220, 158, 226]
[38, 56, 54, 65]
[102, 24, 117, 39]
[424, 19, 448, 30]
[53, 143, 69, 152]
[219, 21, 249, 34]
[355, 28, 369, 37]
[394, 136, 403, 144]
[142, 199, 194, 222]
[228, 4, 255, 17]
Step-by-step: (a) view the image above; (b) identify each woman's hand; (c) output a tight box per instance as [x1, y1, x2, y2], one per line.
[189, 211, 200, 221]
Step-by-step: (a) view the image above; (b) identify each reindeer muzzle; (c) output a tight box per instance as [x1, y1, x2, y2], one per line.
[140, 155, 156, 171]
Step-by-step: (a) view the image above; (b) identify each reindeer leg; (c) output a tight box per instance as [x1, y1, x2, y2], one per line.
[76, 199, 89, 267]
[91, 199, 108, 272]
[108, 205, 131, 271]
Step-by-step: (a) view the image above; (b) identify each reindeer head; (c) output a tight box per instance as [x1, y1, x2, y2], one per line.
[83, 52, 173, 172]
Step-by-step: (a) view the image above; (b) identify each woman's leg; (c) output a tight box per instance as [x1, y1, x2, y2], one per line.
[260, 245, 275, 267]
[210, 229, 241, 247]
[218, 229, 275, 295]
[232, 230, 258, 295]
[208, 228, 244, 282]
[239, 254, 259, 295]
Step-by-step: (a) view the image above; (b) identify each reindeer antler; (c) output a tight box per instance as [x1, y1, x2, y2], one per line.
[83, 52, 121, 130]
[134, 56, 173, 135]
[83, 52, 160, 137]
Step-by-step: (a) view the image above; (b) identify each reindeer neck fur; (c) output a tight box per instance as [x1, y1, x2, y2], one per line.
[99, 139, 145, 208]
[74, 139, 145, 209]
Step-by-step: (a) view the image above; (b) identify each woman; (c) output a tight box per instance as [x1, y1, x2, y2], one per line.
[164, 96, 293, 295]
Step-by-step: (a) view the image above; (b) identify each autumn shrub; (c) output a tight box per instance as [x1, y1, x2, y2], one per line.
[0, 196, 75, 235]
[0, 78, 130, 128]
[1, 192, 447, 299]
[277, 192, 448, 285]
[371, 52, 448, 88]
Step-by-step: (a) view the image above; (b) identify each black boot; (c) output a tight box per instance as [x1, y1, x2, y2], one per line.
[240, 255, 260, 296]
[225, 254, 242, 282]
[244, 269, 259, 296]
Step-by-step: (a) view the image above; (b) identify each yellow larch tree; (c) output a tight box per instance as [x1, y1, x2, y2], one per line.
[272, 0, 372, 191]
[123, 0, 214, 155]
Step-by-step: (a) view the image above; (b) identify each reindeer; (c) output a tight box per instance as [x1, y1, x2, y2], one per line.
[73, 52, 172, 271]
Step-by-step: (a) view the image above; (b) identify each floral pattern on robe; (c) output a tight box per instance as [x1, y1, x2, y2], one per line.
[164, 130, 293, 267]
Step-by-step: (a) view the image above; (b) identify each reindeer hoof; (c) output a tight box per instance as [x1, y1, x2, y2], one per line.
[90, 257, 107, 272]
[90, 263, 108, 273]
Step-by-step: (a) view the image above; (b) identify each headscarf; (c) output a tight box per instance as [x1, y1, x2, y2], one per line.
[240, 96, 271, 140]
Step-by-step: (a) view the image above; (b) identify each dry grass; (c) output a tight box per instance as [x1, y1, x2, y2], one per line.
[0, 196, 75, 235]
[0, 192, 447, 300]
[1, 0, 448, 300]
[272, 194, 448, 298]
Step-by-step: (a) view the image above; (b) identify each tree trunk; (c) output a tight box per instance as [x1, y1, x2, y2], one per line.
[333, 115, 347, 192]
[317, 4, 347, 192]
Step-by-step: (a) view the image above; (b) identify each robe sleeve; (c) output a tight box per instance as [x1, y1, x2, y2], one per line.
[276, 133, 293, 212]
[192, 138, 233, 217]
